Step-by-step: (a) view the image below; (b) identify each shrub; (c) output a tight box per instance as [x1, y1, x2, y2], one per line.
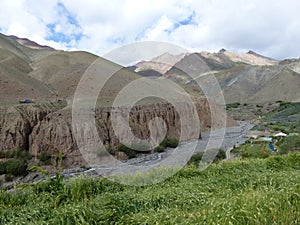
[278, 136, 300, 152]
[160, 138, 179, 148]
[188, 150, 225, 165]
[4, 174, 13, 182]
[11, 148, 32, 160]
[279, 101, 291, 107]
[0, 159, 27, 176]
[0, 151, 7, 158]
[216, 150, 226, 161]
[6, 159, 27, 176]
[227, 102, 240, 108]
[188, 152, 203, 165]
[117, 144, 136, 159]
[38, 152, 52, 165]
[0, 164, 6, 174]
[155, 145, 165, 153]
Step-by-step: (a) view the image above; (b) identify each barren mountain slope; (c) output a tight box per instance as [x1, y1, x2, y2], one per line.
[0, 34, 99, 101]
[136, 50, 299, 104]
[0, 47, 55, 101]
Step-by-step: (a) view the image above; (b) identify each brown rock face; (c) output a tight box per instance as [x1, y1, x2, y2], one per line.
[0, 102, 65, 151]
[0, 98, 236, 167]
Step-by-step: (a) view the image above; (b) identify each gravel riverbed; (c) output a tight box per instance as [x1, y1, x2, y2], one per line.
[4, 121, 253, 189]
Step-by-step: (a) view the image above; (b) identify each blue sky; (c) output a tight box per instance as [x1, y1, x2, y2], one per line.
[45, 3, 83, 47]
[0, 0, 299, 60]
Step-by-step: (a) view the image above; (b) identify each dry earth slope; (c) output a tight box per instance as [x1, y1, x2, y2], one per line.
[135, 49, 300, 104]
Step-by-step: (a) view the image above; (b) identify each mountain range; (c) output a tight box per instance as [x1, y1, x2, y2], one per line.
[1, 32, 299, 104]
[0, 33, 299, 167]
[0, 33, 235, 166]
[133, 49, 300, 104]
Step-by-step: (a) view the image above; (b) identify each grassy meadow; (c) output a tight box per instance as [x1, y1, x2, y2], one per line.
[0, 153, 299, 224]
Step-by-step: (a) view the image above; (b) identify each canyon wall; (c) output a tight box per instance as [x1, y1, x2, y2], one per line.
[0, 98, 236, 166]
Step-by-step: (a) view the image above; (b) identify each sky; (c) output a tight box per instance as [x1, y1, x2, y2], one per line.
[0, 0, 299, 60]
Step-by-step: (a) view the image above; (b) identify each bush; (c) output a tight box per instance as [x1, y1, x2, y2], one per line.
[227, 102, 240, 108]
[160, 138, 179, 148]
[216, 150, 226, 161]
[188, 150, 225, 165]
[188, 152, 203, 165]
[4, 174, 13, 182]
[155, 145, 165, 153]
[38, 152, 52, 165]
[6, 159, 27, 176]
[279, 101, 291, 107]
[0, 159, 27, 176]
[117, 145, 136, 159]
[0, 164, 6, 174]
[0, 151, 7, 158]
[11, 148, 32, 160]
[278, 136, 300, 152]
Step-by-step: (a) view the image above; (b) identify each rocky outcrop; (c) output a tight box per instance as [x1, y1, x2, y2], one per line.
[0, 102, 66, 151]
[0, 98, 236, 167]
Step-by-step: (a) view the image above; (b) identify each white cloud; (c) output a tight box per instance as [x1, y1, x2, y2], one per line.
[0, 0, 299, 60]
[142, 16, 174, 40]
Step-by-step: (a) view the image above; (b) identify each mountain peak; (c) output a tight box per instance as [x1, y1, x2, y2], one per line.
[218, 48, 227, 53]
[134, 52, 188, 75]
[247, 50, 261, 56]
[247, 50, 277, 62]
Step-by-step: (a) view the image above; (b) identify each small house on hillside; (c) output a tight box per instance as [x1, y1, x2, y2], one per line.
[274, 132, 287, 137]
[19, 98, 34, 104]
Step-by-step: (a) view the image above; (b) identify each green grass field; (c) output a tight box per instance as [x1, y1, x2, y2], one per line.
[255, 102, 300, 134]
[1, 153, 299, 224]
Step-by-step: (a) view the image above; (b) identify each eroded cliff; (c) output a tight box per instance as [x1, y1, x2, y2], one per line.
[0, 98, 236, 167]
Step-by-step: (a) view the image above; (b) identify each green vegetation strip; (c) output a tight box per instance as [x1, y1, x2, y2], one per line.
[0, 153, 299, 224]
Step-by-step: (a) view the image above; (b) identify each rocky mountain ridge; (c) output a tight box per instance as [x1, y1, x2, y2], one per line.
[8, 35, 55, 51]
[134, 50, 300, 103]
